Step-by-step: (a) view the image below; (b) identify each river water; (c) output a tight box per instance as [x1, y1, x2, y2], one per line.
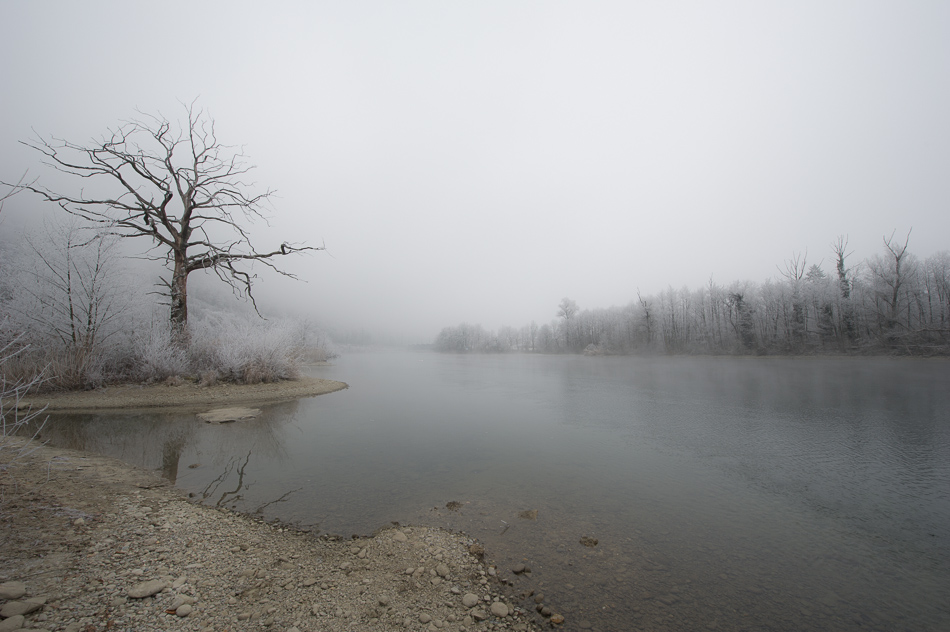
[37, 352, 950, 631]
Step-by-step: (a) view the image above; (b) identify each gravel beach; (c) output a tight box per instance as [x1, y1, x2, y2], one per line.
[0, 439, 550, 632]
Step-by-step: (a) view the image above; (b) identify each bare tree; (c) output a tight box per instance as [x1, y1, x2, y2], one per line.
[778, 251, 808, 351]
[7, 103, 322, 339]
[12, 219, 128, 355]
[557, 297, 579, 350]
[883, 230, 912, 326]
[869, 230, 914, 338]
[832, 236, 856, 343]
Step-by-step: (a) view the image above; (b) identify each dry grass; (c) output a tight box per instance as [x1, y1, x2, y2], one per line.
[0, 313, 332, 393]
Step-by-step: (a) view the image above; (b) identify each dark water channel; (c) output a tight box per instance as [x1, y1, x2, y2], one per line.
[37, 352, 950, 631]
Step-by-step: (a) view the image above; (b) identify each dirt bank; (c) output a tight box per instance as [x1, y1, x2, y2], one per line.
[0, 439, 545, 632]
[16, 377, 350, 412]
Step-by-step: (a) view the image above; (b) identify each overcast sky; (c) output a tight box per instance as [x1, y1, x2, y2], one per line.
[2, 1, 948, 341]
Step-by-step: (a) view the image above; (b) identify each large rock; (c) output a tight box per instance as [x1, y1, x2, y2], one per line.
[0, 615, 25, 632]
[127, 580, 166, 599]
[0, 581, 26, 600]
[0, 597, 45, 617]
[197, 407, 261, 423]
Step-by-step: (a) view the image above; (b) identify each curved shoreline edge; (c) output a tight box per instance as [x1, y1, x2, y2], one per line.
[15, 377, 350, 412]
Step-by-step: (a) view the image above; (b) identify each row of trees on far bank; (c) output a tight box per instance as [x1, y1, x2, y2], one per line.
[435, 233, 950, 356]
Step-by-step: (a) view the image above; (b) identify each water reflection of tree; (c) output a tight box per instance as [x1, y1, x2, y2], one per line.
[40, 399, 301, 486]
[199, 451, 251, 508]
[187, 400, 303, 516]
[41, 399, 310, 521]
[196, 448, 302, 515]
[38, 410, 198, 476]
[199, 401, 299, 470]
[161, 430, 188, 484]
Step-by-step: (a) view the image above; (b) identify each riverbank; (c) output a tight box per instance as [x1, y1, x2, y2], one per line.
[15, 377, 350, 412]
[0, 439, 543, 632]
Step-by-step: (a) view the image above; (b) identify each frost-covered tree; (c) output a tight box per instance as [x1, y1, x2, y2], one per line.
[7, 102, 322, 339]
[11, 219, 128, 354]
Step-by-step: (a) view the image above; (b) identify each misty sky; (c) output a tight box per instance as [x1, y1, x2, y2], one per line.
[2, 1, 948, 341]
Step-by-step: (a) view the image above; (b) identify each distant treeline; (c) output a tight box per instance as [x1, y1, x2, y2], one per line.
[434, 234, 950, 356]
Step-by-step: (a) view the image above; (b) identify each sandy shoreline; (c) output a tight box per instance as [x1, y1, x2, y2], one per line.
[0, 438, 547, 632]
[16, 377, 350, 412]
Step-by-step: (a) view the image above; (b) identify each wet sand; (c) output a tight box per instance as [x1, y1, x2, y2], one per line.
[16, 377, 349, 412]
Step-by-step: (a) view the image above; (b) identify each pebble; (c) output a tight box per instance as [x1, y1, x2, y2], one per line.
[175, 604, 194, 617]
[462, 593, 480, 607]
[170, 595, 197, 609]
[392, 530, 408, 542]
[490, 602, 510, 617]
[128, 579, 166, 598]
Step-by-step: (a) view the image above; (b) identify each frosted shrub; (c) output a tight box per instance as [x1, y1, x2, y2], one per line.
[44, 345, 108, 391]
[291, 319, 338, 362]
[188, 313, 302, 384]
[0, 331, 108, 393]
[132, 322, 190, 382]
[0, 336, 48, 488]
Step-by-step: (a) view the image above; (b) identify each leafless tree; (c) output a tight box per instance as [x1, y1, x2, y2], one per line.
[778, 251, 808, 350]
[870, 230, 914, 335]
[832, 236, 856, 343]
[557, 297, 579, 350]
[12, 219, 128, 355]
[6, 103, 322, 340]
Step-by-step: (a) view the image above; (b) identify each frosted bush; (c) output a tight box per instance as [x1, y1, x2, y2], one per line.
[188, 312, 302, 384]
[132, 322, 190, 382]
[0, 336, 48, 483]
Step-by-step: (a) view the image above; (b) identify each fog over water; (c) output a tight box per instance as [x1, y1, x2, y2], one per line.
[1, 2, 949, 341]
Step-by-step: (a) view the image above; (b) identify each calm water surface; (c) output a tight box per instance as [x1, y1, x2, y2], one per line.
[40, 352, 950, 631]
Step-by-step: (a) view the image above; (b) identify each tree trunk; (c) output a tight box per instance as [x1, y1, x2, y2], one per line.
[170, 250, 189, 343]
